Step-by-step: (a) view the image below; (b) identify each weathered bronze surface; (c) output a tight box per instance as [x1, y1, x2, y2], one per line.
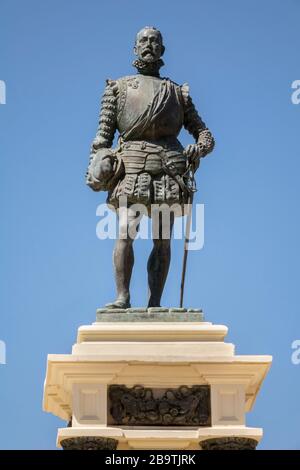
[86, 27, 215, 308]
[60, 437, 118, 450]
[108, 385, 211, 426]
[200, 437, 258, 450]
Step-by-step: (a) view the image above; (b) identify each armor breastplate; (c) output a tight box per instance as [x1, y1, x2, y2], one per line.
[116, 75, 184, 141]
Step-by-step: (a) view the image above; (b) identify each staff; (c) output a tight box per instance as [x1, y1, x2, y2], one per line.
[179, 159, 198, 308]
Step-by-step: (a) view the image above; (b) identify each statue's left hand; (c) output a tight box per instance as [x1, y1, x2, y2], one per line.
[183, 144, 204, 161]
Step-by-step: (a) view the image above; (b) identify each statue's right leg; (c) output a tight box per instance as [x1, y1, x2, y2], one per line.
[106, 206, 140, 309]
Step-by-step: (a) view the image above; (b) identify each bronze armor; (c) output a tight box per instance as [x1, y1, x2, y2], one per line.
[88, 73, 214, 209]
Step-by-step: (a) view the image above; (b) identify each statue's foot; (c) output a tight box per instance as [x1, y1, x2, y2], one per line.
[147, 299, 161, 308]
[105, 299, 131, 309]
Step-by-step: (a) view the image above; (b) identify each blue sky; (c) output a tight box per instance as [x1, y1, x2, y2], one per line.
[0, 0, 299, 449]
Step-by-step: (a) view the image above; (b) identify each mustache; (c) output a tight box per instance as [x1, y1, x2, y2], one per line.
[141, 48, 155, 57]
[142, 46, 154, 52]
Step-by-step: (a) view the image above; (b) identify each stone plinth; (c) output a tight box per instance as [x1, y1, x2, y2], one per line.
[96, 307, 204, 322]
[43, 308, 272, 450]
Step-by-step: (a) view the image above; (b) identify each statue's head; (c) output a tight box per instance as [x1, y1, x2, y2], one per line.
[134, 26, 165, 63]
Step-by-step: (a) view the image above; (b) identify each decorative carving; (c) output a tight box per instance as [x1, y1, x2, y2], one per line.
[108, 385, 211, 426]
[61, 437, 118, 451]
[127, 77, 139, 89]
[200, 437, 258, 450]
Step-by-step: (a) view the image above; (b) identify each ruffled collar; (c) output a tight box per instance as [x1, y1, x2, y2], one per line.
[132, 58, 164, 77]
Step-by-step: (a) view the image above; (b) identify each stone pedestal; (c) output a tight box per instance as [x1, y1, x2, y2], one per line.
[43, 308, 272, 450]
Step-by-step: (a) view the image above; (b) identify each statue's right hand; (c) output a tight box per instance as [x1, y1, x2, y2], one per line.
[91, 136, 103, 153]
[86, 148, 115, 192]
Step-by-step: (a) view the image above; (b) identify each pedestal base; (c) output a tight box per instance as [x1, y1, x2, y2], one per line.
[43, 308, 272, 450]
[57, 426, 262, 450]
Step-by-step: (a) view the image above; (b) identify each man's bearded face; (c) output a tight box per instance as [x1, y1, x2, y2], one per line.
[134, 29, 164, 63]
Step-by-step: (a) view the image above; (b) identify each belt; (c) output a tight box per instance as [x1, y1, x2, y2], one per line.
[160, 149, 190, 194]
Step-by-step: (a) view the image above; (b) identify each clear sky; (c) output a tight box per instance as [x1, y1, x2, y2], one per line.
[0, 0, 299, 450]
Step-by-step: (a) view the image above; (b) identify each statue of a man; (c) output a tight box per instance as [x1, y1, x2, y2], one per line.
[86, 27, 214, 309]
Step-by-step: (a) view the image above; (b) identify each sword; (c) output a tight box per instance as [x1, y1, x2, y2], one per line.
[179, 159, 198, 308]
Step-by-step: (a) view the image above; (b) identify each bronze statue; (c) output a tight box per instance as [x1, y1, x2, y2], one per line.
[86, 27, 215, 309]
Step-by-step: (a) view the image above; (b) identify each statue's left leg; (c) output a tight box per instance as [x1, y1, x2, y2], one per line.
[147, 212, 174, 307]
